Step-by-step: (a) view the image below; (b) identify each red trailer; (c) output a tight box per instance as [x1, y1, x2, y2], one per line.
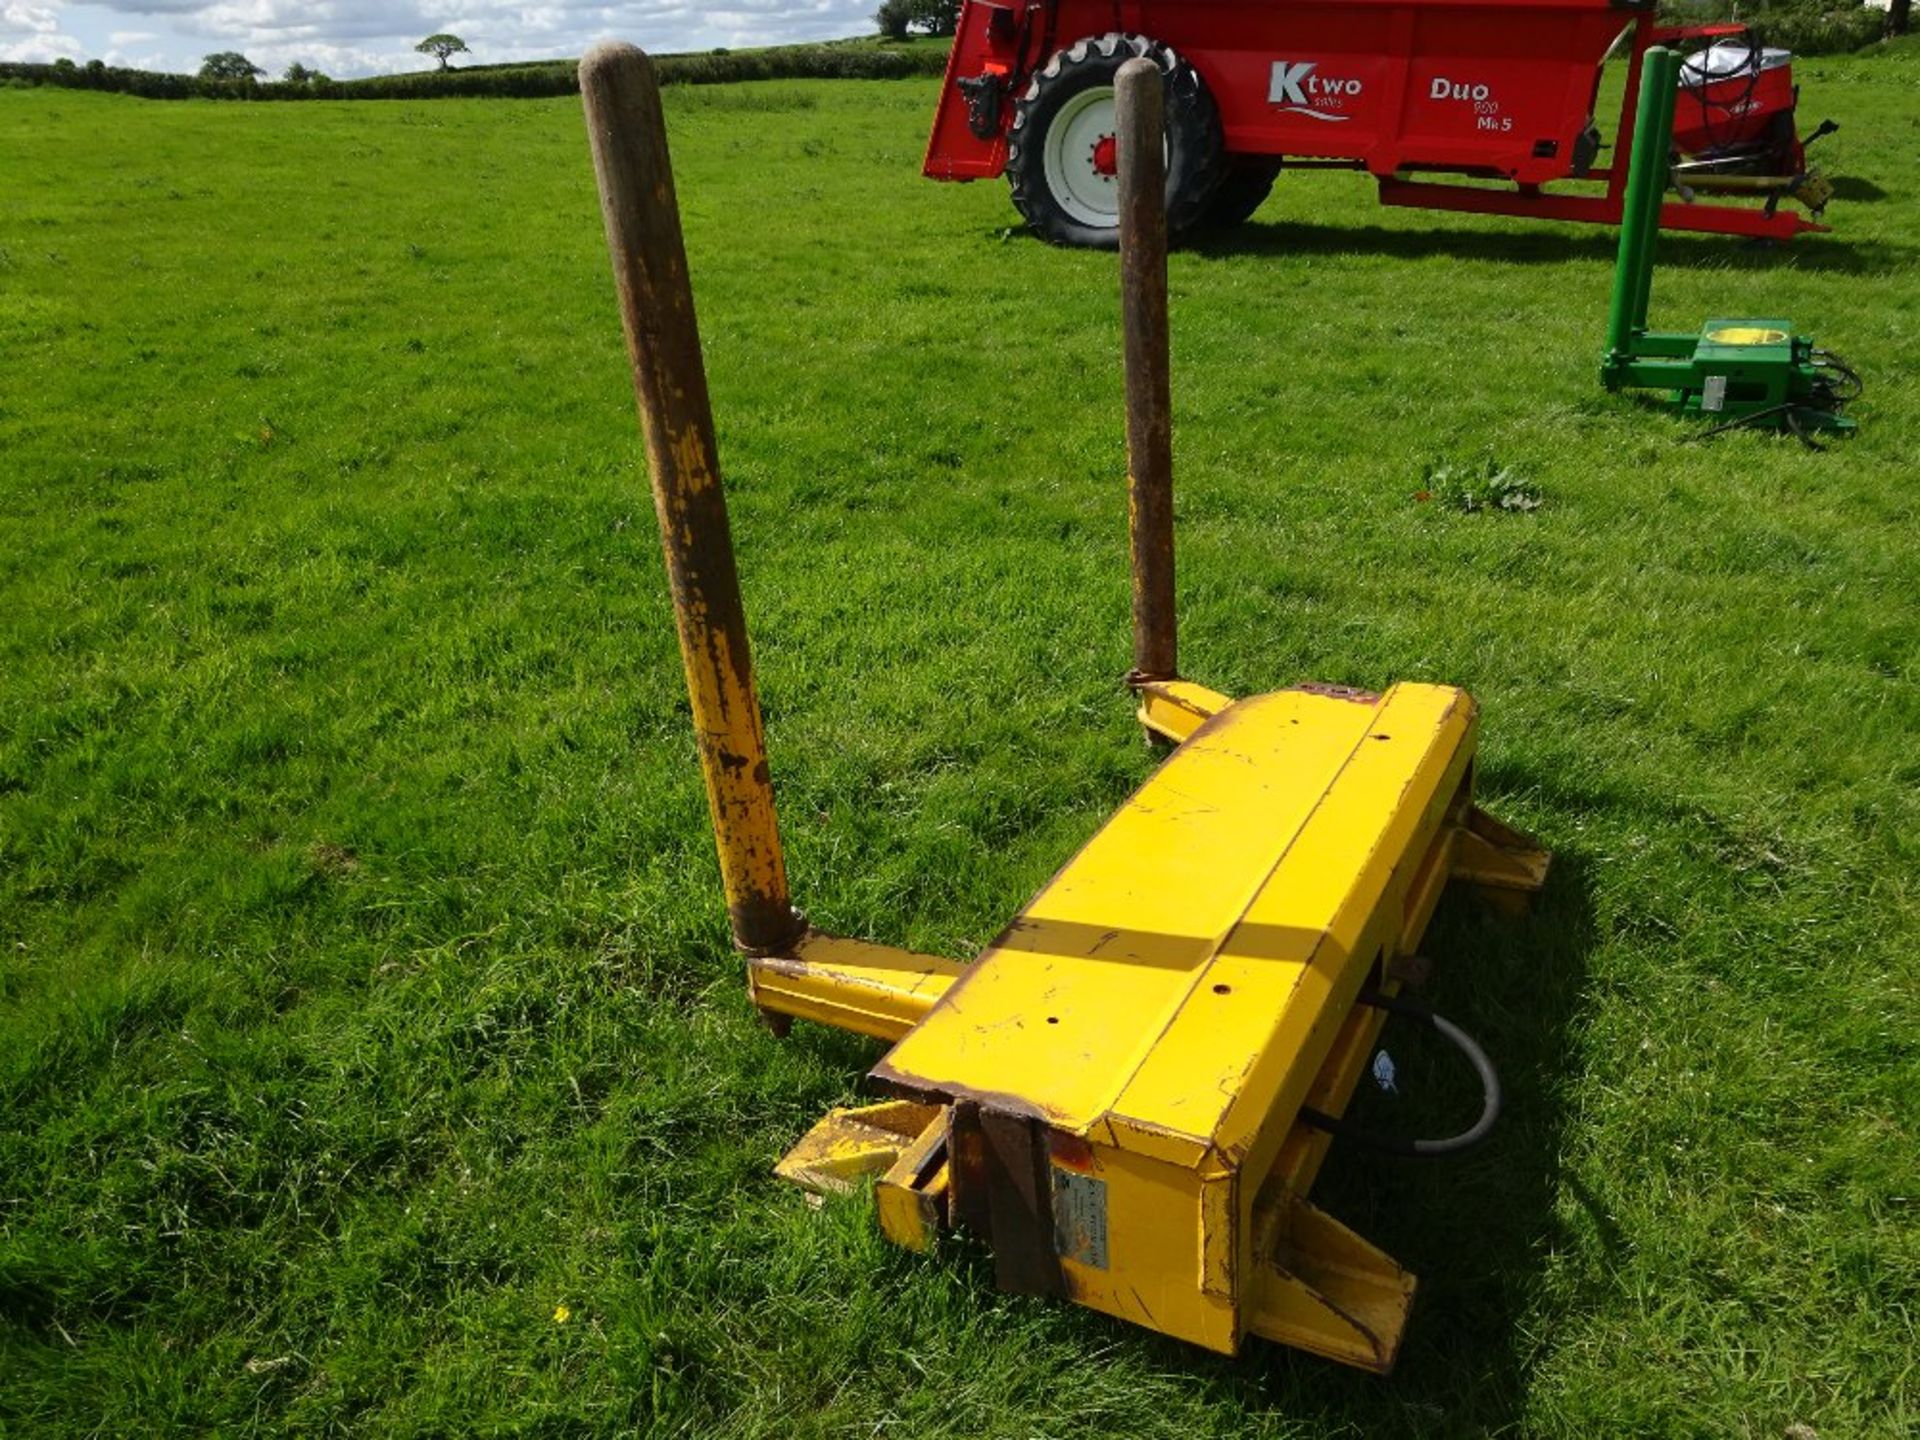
[923, 0, 1835, 246]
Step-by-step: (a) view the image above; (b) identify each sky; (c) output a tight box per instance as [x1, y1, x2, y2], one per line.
[0, 2, 885, 78]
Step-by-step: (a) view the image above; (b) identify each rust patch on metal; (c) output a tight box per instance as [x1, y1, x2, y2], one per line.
[1048, 1132, 1096, 1173]
[1290, 682, 1382, 704]
[947, 1099, 992, 1239]
[866, 1066, 1067, 1129]
[729, 898, 805, 957]
[978, 1108, 1066, 1299]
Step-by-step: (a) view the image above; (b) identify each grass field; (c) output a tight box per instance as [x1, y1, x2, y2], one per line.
[3, 41, 1917, 1438]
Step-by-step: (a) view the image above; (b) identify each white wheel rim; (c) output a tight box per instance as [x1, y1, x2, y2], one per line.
[1043, 87, 1122, 228]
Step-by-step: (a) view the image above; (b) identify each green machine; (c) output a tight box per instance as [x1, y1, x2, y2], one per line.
[1601, 46, 1857, 443]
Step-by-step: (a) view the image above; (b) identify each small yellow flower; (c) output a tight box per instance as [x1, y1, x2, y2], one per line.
[552, 1304, 572, 1324]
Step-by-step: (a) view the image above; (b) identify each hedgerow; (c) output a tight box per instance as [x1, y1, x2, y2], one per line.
[0, 41, 949, 103]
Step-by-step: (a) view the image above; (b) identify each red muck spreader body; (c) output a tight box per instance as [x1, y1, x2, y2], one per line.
[925, 0, 1836, 246]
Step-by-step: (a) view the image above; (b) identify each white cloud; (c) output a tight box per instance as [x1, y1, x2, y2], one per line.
[13, 1, 884, 74]
[2, 2, 87, 59]
[4, 2, 61, 31]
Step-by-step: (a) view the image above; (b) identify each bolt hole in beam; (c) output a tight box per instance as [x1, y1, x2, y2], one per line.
[1047, 1016, 1060, 1025]
[1213, 983, 1233, 995]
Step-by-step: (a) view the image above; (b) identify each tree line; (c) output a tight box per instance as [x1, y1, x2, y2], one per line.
[874, 0, 960, 42]
[1, 40, 949, 102]
[199, 33, 466, 84]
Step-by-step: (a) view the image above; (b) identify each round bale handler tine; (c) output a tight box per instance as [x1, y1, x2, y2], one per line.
[580, 42, 805, 958]
[1116, 57, 1178, 689]
[1117, 58, 1233, 747]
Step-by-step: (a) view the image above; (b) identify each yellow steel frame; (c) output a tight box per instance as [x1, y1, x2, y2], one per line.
[761, 679, 1548, 1370]
[581, 42, 1550, 1378]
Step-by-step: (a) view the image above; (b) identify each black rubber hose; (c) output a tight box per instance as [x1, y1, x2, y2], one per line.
[1680, 403, 1797, 445]
[1812, 349, 1863, 403]
[1695, 35, 1764, 159]
[1298, 989, 1502, 1158]
[1785, 406, 1827, 452]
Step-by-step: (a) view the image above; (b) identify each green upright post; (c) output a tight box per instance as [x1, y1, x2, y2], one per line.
[1605, 46, 1678, 367]
[1634, 55, 1680, 333]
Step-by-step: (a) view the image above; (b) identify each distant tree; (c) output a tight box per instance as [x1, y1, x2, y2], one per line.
[414, 34, 470, 70]
[875, 0, 913, 40]
[907, 0, 961, 35]
[1889, 0, 1910, 37]
[199, 52, 264, 81]
[283, 61, 312, 83]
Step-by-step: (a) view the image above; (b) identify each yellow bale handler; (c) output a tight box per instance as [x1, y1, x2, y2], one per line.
[580, 42, 1548, 1371]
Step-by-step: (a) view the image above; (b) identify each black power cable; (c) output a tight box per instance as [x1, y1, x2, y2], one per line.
[1298, 989, 1503, 1158]
[1812, 348, 1863, 404]
[1675, 348, 1863, 452]
[1684, 32, 1765, 163]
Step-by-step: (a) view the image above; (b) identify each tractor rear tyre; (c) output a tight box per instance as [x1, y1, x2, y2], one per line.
[1198, 156, 1283, 230]
[1006, 33, 1224, 249]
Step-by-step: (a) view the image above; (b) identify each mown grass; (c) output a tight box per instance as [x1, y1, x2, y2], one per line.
[2, 43, 1916, 1437]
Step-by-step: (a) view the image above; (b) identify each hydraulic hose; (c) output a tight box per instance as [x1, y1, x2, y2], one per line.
[1298, 989, 1502, 1158]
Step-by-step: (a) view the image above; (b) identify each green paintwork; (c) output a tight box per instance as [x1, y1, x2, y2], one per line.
[1599, 48, 1852, 435]
[1604, 47, 1676, 359]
